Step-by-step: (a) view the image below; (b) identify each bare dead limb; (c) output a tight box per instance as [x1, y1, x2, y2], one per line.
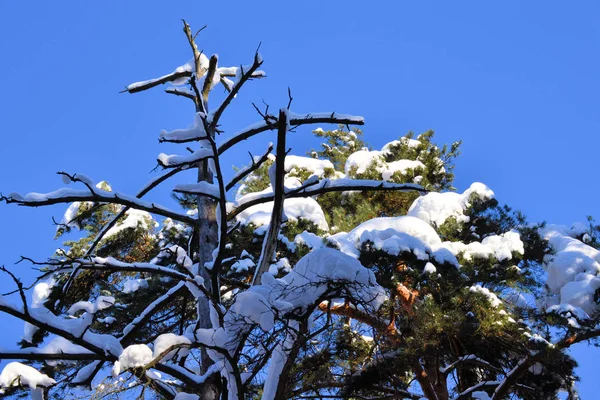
[253, 109, 288, 285]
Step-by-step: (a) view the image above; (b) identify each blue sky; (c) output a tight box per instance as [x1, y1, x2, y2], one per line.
[0, 1, 599, 397]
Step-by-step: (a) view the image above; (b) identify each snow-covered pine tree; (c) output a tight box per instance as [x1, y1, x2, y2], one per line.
[1, 21, 600, 400]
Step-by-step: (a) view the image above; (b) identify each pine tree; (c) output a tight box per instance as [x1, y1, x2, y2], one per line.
[1, 22, 599, 400]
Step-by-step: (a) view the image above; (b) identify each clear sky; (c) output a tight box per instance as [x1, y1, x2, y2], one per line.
[0, 1, 599, 397]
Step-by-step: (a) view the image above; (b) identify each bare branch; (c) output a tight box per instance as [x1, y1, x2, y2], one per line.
[165, 88, 199, 108]
[0, 266, 28, 315]
[182, 19, 206, 78]
[210, 51, 264, 130]
[202, 55, 219, 109]
[225, 143, 274, 191]
[193, 24, 208, 41]
[287, 87, 293, 110]
[121, 282, 186, 345]
[253, 109, 288, 285]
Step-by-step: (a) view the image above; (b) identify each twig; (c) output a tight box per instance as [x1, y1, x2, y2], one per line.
[225, 143, 274, 191]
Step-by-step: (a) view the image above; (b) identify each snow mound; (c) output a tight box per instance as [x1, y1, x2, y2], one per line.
[541, 224, 600, 315]
[222, 248, 386, 334]
[443, 231, 524, 262]
[153, 333, 191, 361]
[104, 209, 157, 239]
[237, 197, 329, 232]
[113, 344, 153, 376]
[407, 182, 495, 227]
[344, 139, 425, 181]
[0, 362, 55, 392]
[329, 216, 458, 266]
[284, 155, 333, 178]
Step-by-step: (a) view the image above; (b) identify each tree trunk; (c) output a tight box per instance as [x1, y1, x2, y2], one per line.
[196, 158, 220, 399]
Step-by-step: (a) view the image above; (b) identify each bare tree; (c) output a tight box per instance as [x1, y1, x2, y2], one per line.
[0, 21, 423, 399]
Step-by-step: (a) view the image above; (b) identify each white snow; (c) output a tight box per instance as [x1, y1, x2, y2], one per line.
[284, 155, 334, 179]
[345, 148, 382, 175]
[294, 231, 324, 250]
[59, 201, 83, 230]
[231, 258, 256, 273]
[381, 137, 421, 151]
[541, 224, 600, 314]
[344, 139, 426, 181]
[237, 197, 329, 232]
[122, 278, 149, 294]
[158, 147, 213, 168]
[160, 112, 207, 142]
[381, 159, 425, 180]
[153, 333, 191, 361]
[174, 181, 221, 199]
[268, 258, 291, 275]
[423, 262, 437, 274]
[0, 362, 55, 392]
[114, 344, 153, 376]
[286, 111, 364, 124]
[472, 391, 492, 400]
[24, 277, 56, 342]
[469, 285, 502, 308]
[98, 316, 116, 325]
[153, 245, 194, 273]
[328, 216, 458, 266]
[104, 209, 157, 239]
[229, 248, 386, 333]
[39, 336, 91, 355]
[407, 182, 495, 227]
[127, 56, 206, 91]
[443, 231, 524, 262]
[67, 296, 115, 316]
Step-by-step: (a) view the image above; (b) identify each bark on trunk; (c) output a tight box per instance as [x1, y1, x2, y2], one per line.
[196, 158, 220, 399]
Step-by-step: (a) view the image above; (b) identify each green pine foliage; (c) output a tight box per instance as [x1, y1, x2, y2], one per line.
[312, 129, 461, 232]
[225, 128, 578, 399]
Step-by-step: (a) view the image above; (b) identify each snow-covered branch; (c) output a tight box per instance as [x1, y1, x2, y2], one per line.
[87, 166, 185, 255]
[1, 187, 197, 226]
[40, 256, 192, 282]
[157, 147, 213, 169]
[229, 179, 426, 220]
[0, 301, 114, 356]
[173, 181, 221, 201]
[217, 111, 364, 155]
